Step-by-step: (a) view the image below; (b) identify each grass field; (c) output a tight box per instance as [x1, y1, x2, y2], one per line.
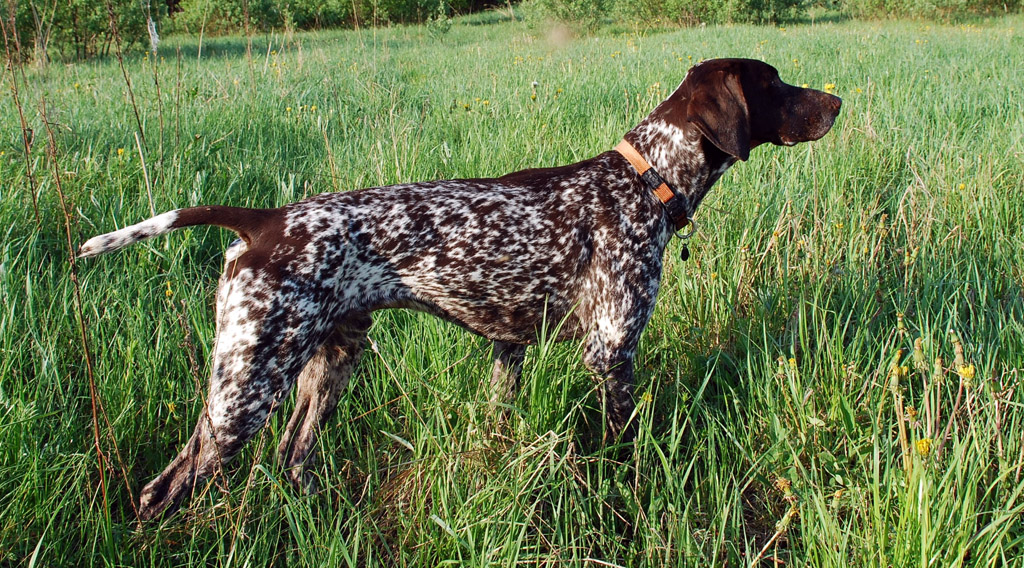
[2, 12, 1024, 567]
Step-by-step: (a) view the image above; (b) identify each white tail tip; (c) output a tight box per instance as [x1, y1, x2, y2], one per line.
[78, 211, 180, 258]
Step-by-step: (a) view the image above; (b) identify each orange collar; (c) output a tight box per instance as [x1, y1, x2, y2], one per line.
[614, 139, 692, 230]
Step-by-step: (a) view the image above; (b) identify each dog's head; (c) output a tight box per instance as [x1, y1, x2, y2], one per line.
[677, 58, 841, 161]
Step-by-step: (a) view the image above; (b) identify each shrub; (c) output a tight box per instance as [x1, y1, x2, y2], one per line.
[842, 0, 1021, 20]
[6, 0, 160, 61]
[529, 0, 807, 27]
[522, 0, 611, 30]
[164, 0, 282, 35]
[164, 0, 478, 34]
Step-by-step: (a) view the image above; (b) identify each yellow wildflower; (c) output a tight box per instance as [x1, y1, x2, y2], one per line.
[774, 477, 792, 493]
[957, 364, 976, 381]
[915, 438, 932, 457]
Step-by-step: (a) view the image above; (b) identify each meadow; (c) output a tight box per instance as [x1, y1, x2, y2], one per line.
[1, 11, 1023, 567]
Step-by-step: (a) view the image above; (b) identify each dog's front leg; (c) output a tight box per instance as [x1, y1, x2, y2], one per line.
[583, 332, 639, 444]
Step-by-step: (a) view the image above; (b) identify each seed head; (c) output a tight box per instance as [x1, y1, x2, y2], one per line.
[932, 356, 945, 386]
[913, 337, 927, 371]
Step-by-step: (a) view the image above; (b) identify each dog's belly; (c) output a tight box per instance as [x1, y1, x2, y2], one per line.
[351, 238, 590, 344]
[403, 274, 587, 344]
[379, 292, 585, 345]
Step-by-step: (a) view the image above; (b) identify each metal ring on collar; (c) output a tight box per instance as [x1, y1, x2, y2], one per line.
[675, 218, 697, 240]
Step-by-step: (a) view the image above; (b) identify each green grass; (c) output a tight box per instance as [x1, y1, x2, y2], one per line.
[2, 14, 1024, 567]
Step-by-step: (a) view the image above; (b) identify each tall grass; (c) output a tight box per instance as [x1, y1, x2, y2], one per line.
[1, 14, 1023, 567]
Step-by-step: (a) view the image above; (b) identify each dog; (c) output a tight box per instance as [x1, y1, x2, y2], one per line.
[79, 58, 840, 520]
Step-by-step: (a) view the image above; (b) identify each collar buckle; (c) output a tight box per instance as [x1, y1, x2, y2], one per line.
[614, 139, 692, 231]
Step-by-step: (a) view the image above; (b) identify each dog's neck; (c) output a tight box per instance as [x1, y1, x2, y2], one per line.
[623, 93, 738, 219]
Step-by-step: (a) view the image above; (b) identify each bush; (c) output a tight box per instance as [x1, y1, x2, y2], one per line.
[525, 0, 1020, 27]
[6, 0, 160, 61]
[522, 0, 611, 30]
[287, 0, 356, 29]
[842, 0, 1021, 20]
[164, 0, 282, 35]
[163, 0, 478, 34]
[526, 0, 807, 27]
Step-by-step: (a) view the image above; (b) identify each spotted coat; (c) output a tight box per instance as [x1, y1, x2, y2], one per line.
[79, 58, 841, 520]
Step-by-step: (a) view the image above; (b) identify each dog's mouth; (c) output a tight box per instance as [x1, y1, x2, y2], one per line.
[776, 94, 842, 147]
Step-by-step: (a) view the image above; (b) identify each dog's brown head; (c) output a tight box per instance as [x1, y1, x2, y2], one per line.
[654, 58, 842, 162]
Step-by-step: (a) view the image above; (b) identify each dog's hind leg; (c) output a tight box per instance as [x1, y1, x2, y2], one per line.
[138, 265, 340, 520]
[277, 313, 371, 491]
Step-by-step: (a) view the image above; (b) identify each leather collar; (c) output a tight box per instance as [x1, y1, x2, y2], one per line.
[614, 139, 692, 230]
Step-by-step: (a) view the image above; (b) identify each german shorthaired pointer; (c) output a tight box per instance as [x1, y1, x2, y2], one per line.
[80, 58, 840, 519]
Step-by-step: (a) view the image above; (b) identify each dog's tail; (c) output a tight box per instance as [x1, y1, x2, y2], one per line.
[78, 206, 276, 258]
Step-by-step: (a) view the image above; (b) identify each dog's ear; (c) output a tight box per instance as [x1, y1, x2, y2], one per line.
[686, 70, 751, 161]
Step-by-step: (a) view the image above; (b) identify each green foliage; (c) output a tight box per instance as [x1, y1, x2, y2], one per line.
[525, 0, 806, 26]
[613, 0, 807, 24]
[287, 0, 358, 29]
[164, 0, 283, 34]
[525, 0, 1019, 26]
[163, 0, 477, 35]
[522, 0, 612, 30]
[2, 13, 1024, 567]
[426, 0, 455, 39]
[842, 0, 1022, 20]
[7, 0, 160, 60]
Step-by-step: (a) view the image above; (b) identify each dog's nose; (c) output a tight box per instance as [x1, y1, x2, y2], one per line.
[826, 93, 842, 113]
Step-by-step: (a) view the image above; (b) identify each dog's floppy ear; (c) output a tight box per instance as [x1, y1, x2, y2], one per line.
[686, 70, 751, 161]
